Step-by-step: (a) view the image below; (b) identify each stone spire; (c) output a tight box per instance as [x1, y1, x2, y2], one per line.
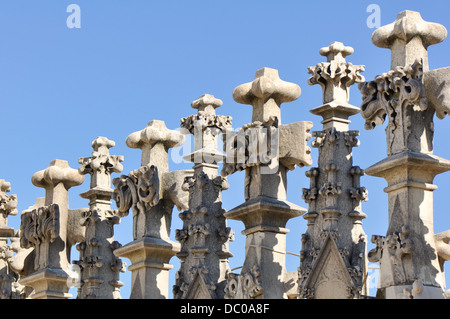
[298, 42, 368, 299]
[74, 136, 126, 299]
[113, 120, 193, 299]
[173, 94, 233, 299]
[0, 179, 22, 299]
[19, 159, 85, 299]
[222, 67, 313, 299]
[359, 11, 450, 299]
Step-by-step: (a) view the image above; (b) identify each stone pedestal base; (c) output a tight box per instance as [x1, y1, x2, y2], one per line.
[114, 237, 180, 299]
[225, 196, 305, 299]
[20, 268, 71, 299]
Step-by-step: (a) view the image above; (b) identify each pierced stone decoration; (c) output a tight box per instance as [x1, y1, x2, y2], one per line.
[299, 41, 368, 299]
[308, 42, 365, 107]
[360, 60, 429, 156]
[0, 180, 23, 299]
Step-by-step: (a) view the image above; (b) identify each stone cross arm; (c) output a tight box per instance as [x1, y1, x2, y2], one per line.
[126, 120, 185, 168]
[233, 67, 301, 123]
[32, 159, 85, 192]
[371, 10, 447, 71]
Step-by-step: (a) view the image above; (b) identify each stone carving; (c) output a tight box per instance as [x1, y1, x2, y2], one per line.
[1, 8, 450, 300]
[224, 266, 263, 299]
[299, 42, 368, 299]
[359, 10, 450, 299]
[307, 41, 365, 106]
[223, 67, 312, 299]
[359, 60, 428, 156]
[173, 94, 233, 299]
[19, 159, 85, 299]
[113, 120, 193, 299]
[0, 180, 23, 299]
[74, 137, 126, 299]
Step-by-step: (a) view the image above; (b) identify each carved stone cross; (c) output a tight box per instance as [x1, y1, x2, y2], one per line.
[222, 67, 312, 299]
[19, 159, 85, 299]
[359, 11, 450, 299]
[113, 120, 193, 299]
[75, 137, 126, 299]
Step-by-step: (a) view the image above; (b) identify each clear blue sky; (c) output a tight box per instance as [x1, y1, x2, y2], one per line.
[1, 1, 450, 298]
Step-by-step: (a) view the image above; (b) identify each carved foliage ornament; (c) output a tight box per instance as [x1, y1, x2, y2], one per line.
[20, 204, 60, 249]
[78, 153, 123, 176]
[359, 60, 428, 155]
[112, 164, 160, 217]
[180, 113, 232, 135]
[368, 227, 413, 285]
[308, 60, 364, 86]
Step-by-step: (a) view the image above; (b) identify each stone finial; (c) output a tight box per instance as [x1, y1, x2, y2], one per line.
[319, 41, 354, 63]
[79, 136, 124, 192]
[0, 179, 18, 239]
[32, 160, 85, 193]
[371, 10, 447, 70]
[307, 42, 365, 124]
[181, 94, 232, 164]
[91, 136, 116, 155]
[233, 67, 301, 123]
[126, 120, 185, 168]
[191, 94, 223, 114]
[0, 180, 18, 219]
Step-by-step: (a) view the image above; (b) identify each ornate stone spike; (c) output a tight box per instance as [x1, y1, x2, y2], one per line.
[0, 180, 18, 238]
[223, 67, 312, 299]
[75, 137, 126, 299]
[299, 43, 368, 299]
[174, 95, 232, 299]
[360, 11, 450, 299]
[20, 159, 85, 299]
[308, 41, 365, 130]
[113, 120, 193, 299]
[79, 136, 123, 193]
[181, 94, 232, 164]
[0, 180, 22, 299]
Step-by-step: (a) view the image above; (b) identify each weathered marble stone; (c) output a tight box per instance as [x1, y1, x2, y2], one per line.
[74, 137, 126, 299]
[19, 160, 85, 299]
[173, 94, 233, 299]
[222, 67, 312, 299]
[360, 10, 450, 299]
[113, 120, 193, 299]
[299, 42, 368, 299]
[0, 180, 23, 299]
